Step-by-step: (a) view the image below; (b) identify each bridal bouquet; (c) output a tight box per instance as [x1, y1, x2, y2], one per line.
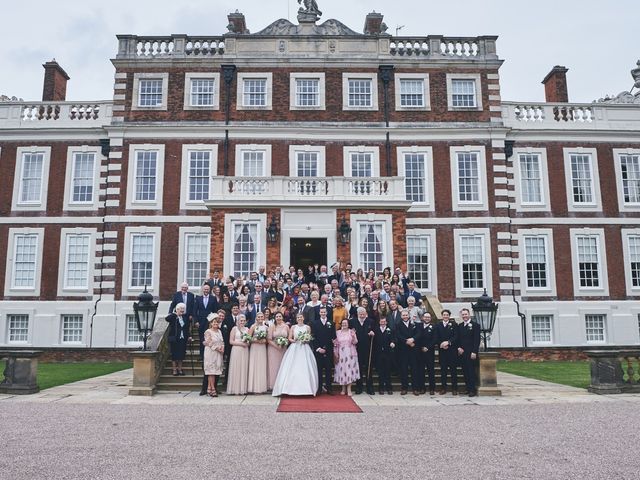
[275, 336, 289, 348]
[296, 332, 313, 344]
[254, 329, 268, 341]
[241, 332, 253, 344]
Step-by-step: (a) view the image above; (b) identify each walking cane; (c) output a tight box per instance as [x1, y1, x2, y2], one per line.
[188, 337, 195, 377]
[366, 333, 374, 380]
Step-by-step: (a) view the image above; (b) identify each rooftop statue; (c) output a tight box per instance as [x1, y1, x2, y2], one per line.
[297, 0, 322, 22]
[596, 60, 640, 105]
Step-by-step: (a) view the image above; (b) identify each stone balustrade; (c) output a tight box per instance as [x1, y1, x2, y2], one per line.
[206, 176, 410, 208]
[0, 101, 113, 129]
[502, 101, 640, 130]
[586, 350, 640, 394]
[389, 35, 497, 58]
[117, 34, 225, 58]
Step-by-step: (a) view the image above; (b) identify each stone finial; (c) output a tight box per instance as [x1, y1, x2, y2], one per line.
[363, 11, 385, 35]
[227, 11, 249, 34]
[542, 65, 569, 103]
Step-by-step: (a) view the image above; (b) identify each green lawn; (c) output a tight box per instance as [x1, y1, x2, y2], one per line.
[497, 360, 590, 389]
[1, 361, 132, 391]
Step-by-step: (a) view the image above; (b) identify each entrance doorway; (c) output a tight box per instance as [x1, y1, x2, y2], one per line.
[289, 237, 327, 270]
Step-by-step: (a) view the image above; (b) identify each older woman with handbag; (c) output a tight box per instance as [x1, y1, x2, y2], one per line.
[165, 303, 192, 376]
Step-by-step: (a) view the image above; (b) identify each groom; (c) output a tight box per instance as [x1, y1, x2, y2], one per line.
[312, 306, 336, 395]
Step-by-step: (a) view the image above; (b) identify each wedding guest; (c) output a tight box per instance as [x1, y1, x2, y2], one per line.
[165, 303, 192, 376]
[436, 309, 459, 395]
[372, 316, 395, 394]
[350, 307, 375, 395]
[218, 291, 235, 317]
[311, 306, 336, 395]
[457, 308, 481, 397]
[333, 319, 359, 396]
[331, 296, 347, 329]
[396, 309, 419, 395]
[238, 295, 249, 316]
[168, 283, 195, 321]
[267, 312, 290, 390]
[226, 314, 250, 395]
[203, 314, 225, 397]
[247, 312, 269, 394]
[416, 312, 438, 395]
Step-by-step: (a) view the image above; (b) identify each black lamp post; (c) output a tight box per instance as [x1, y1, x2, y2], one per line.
[133, 286, 159, 351]
[266, 215, 280, 243]
[471, 289, 499, 351]
[337, 215, 352, 245]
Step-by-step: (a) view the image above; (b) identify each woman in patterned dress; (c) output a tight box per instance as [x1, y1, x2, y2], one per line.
[203, 314, 225, 397]
[333, 318, 360, 396]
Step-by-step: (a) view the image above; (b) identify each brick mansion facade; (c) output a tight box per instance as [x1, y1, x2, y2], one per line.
[1, 9, 639, 350]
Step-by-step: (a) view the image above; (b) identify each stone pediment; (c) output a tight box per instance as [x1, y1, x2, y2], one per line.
[254, 18, 361, 36]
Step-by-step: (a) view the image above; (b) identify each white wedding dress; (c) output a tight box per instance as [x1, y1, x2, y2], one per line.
[272, 324, 319, 396]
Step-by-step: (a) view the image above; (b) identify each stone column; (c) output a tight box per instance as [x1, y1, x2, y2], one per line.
[477, 351, 502, 396]
[586, 350, 624, 394]
[0, 351, 43, 395]
[129, 351, 160, 396]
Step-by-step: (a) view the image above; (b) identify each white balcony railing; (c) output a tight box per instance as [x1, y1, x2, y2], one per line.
[502, 101, 640, 131]
[206, 176, 410, 208]
[0, 101, 113, 129]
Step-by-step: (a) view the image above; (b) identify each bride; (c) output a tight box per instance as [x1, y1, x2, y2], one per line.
[272, 313, 319, 396]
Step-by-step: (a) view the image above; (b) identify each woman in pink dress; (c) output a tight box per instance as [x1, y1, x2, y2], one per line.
[333, 319, 360, 396]
[202, 314, 225, 397]
[267, 311, 290, 390]
[226, 314, 250, 395]
[247, 312, 269, 394]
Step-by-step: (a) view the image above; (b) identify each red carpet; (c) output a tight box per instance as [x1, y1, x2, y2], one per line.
[277, 394, 362, 413]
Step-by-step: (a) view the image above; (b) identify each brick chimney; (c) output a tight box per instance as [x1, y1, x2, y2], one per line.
[542, 66, 569, 103]
[227, 11, 249, 34]
[363, 12, 386, 35]
[42, 59, 70, 101]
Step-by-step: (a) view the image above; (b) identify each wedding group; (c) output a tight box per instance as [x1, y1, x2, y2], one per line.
[165, 262, 482, 398]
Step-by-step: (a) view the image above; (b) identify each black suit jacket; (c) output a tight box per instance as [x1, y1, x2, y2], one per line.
[416, 322, 438, 350]
[395, 320, 419, 353]
[165, 313, 191, 342]
[349, 317, 374, 355]
[168, 291, 195, 319]
[386, 309, 402, 332]
[194, 295, 219, 335]
[311, 317, 336, 353]
[457, 321, 481, 356]
[372, 326, 396, 358]
[435, 321, 459, 349]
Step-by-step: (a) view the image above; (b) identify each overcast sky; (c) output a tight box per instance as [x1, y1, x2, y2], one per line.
[0, 0, 636, 103]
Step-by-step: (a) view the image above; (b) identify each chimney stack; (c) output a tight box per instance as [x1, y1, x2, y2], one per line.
[363, 12, 386, 35]
[227, 11, 249, 34]
[542, 66, 569, 103]
[42, 60, 70, 102]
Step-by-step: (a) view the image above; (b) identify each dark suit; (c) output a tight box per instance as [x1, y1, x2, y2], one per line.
[311, 317, 336, 393]
[386, 309, 402, 332]
[458, 321, 481, 394]
[349, 317, 375, 394]
[168, 291, 195, 320]
[435, 321, 459, 392]
[403, 289, 422, 307]
[395, 320, 419, 391]
[372, 326, 395, 392]
[416, 322, 438, 393]
[165, 313, 191, 361]
[297, 305, 316, 325]
[194, 295, 219, 358]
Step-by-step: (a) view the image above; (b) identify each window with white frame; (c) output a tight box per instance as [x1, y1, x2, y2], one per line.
[518, 153, 542, 204]
[12, 234, 38, 289]
[237, 73, 272, 110]
[130, 234, 154, 288]
[184, 233, 209, 287]
[190, 78, 215, 106]
[399, 79, 425, 107]
[138, 79, 163, 107]
[564, 149, 601, 211]
[403, 152, 427, 203]
[524, 236, 548, 289]
[232, 223, 259, 278]
[134, 151, 158, 202]
[531, 315, 553, 343]
[407, 235, 430, 290]
[585, 314, 606, 342]
[296, 78, 319, 107]
[241, 151, 265, 177]
[19, 152, 45, 204]
[188, 150, 211, 201]
[358, 223, 385, 274]
[460, 235, 485, 290]
[457, 152, 480, 203]
[295, 151, 319, 177]
[63, 234, 90, 290]
[126, 314, 143, 344]
[70, 152, 95, 204]
[570, 154, 594, 204]
[7, 314, 29, 343]
[620, 153, 640, 204]
[342, 73, 378, 110]
[451, 79, 476, 107]
[628, 235, 640, 288]
[61, 314, 83, 343]
[350, 152, 373, 177]
[576, 235, 601, 288]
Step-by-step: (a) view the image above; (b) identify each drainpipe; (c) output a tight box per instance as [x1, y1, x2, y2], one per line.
[504, 140, 527, 347]
[379, 65, 394, 176]
[222, 64, 237, 176]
